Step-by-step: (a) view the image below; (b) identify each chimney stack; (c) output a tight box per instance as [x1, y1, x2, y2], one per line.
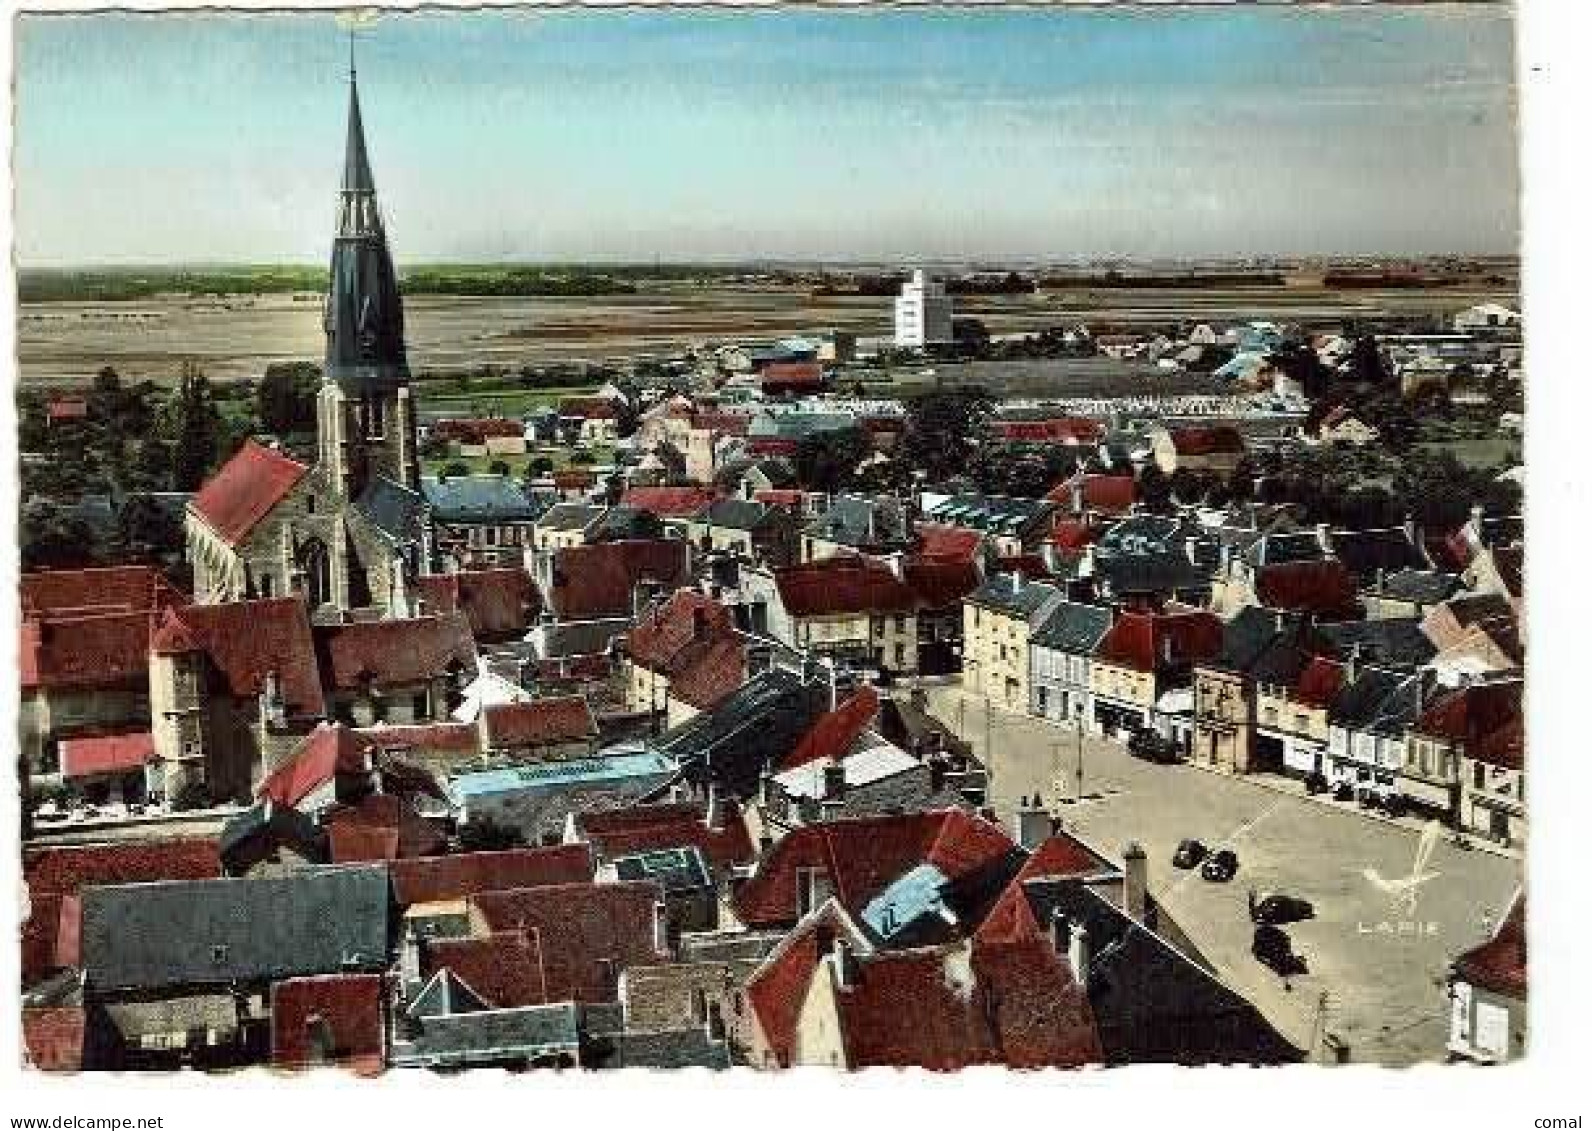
[822, 761, 847, 802]
[1014, 795, 1050, 851]
[832, 937, 858, 991]
[1067, 921, 1092, 989]
[1123, 841, 1148, 924]
[1344, 642, 1362, 684]
[653, 901, 672, 959]
[1050, 907, 1071, 959]
[704, 782, 725, 831]
[400, 926, 423, 991]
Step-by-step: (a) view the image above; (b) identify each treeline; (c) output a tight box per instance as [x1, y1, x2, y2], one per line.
[19, 265, 642, 302]
[1038, 271, 1286, 289]
[814, 272, 1036, 298]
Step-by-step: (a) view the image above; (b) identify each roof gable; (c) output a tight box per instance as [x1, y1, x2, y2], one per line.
[189, 440, 309, 546]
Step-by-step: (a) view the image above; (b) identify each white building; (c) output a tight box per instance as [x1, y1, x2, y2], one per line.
[893, 270, 953, 348]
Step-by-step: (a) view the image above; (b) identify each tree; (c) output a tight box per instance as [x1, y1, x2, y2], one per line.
[1137, 464, 1172, 512]
[459, 815, 525, 852]
[489, 459, 512, 477]
[441, 460, 470, 479]
[794, 428, 869, 493]
[528, 456, 555, 477]
[1343, 336, 1392, 388]
[1268, 342, 1333, 398]
[20, 503, 99, 570]
[117, 495, 184, 561]
[900, 386, 994, 484]
[163, 363, 226, 491]
[257, 362, 320, 434]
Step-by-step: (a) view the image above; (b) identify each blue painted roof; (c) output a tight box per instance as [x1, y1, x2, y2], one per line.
[860, 863, 955, 941]
[447, 751, 676, 801]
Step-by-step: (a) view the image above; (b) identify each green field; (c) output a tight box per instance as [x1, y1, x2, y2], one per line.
[422, 443, 615, 479]
[414, 382, 600, 419]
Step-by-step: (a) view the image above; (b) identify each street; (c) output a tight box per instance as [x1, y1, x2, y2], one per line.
[926, 686, 1525, 1066]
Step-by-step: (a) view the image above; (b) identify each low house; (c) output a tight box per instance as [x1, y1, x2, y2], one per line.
[538, 539, 692, 623]
[1046, 472, 1138, 521]
[1317, 406, 1379, 448]
[446, 751, 679, 843]
[1192, 609, 1322, 775]
[962, 573, 1065, 711]
[745, 554, 980, 677]
[530, 503, 609, 554]
[1089, 609, 1223, 746]
[1209, 557, 1361, 622]
[922, 493, 1058, 557]
[1324, 667, 1427, 802]
[1447, 892, 1526, 1064]
[315, 612, 479, 728]
[78, 866, 390, 1070]
[1029, 602, 1114, 725]
[1404, 677, 1522, 828]
[478, 696, 600, 764]
[800, 495, 914, 562]
[270, 974, 385, 1074]
[1149, 424, 1246, 477]
[414, 567, 543, 645]
[422, 475, 546, 569]
[623, 590, 750, 725]
[687, 498, 799, 567]
[1361, 569, 1462, 620]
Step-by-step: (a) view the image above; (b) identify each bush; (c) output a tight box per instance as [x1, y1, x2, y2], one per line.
[489, 460, 512, 477]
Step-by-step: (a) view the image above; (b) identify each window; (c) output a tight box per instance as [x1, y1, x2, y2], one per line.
[305, 496, 316, 515]
[412, 690, 430, 719]
[1473, 763, 1486, 789]
[895, 614, 907, 632]
[258, 573, 275, 599]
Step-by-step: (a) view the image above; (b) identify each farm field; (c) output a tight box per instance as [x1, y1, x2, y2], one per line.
[17, 279, 1517, 389]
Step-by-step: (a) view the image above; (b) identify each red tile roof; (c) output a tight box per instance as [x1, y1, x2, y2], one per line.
[1415, 679, 1523, 756]
[324, 793, 446, 862]
[914, 523, 984, 561]
[745, 903, 869, 1067]
[189, 439, 309, 546]
[46, 396, 89, 421]
[736, 810, 1017, 929]
[753, 489, 806, 510]
[1095, 610, 1224, 673]
[271, 974, 385, 1074]
[20, 611, 152, 693]
[432, 417, 525, 443]
[549, 539, 691, 620]
[625, 590, 748, 711]
[993, 417, 1104, 444]
[559, 396, 619, 419]
[388, 844, 595, 907]
[23, 837, 222, 896]
[667, 632, 747, 712]
[481, 695, 597, 750]
[1454, 894, 1526, 998]
[20, 565, 185, 619]
[551, 469, 597, 490]
[415, 568, 542, 641]
[1293, 656, 1345, 708]
[1048, 519, 1101, 554]
[21, 1007, 85, 1072]
[353, 721, 481, 757]
[780, 686, 880, 772]
[760, 360, 825, 392]
[976, 835, 1111, 947]
[152, 598, 324, 716]
[469, 881, 669, 1003]
[621, 486, 721, 518]
[1254, 559, 1361, 619]
[21, 893, 77, 987]
[772, 556, 919, 618]
[574, 800, 757, 875]
[257, 723, 373, 808]
[59, 731, 154, 779]
[1167, 425, 1246, 457]
[424, 931, 548, 1008]
[1047, 473, 1139, 516]
[833, 937, 1100, 1070]
[317, 612, 477, 690]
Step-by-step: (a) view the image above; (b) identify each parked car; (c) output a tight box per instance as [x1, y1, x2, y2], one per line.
[1332, 782, 1355, 803]
[1249, 891, 1315, 925]
[1252, 924, 1307, 977]
[1304, 772, 1329, 795]
[1381, 794, 1407, 818]
[1127, 729, 1183, 765]
[1172, 838, 1207, 869]
[1201, 848, 1239, 883]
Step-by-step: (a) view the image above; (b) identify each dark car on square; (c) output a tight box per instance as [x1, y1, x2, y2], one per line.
[1127, 729, 1184, 765]
[1249, 891, 1315, 925]
[1172, 838, 1207, 870]
[1201, 848, 1239, 883]
[1252, 924, 1307, 977]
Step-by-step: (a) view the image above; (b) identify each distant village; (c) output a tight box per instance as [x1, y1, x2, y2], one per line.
[18, 74, 1525, 1074]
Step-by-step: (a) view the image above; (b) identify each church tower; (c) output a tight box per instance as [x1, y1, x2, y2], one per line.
[317, 57, 420, 501]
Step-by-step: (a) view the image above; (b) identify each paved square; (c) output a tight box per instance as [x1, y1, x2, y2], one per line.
[925, 686, 1525, 1065]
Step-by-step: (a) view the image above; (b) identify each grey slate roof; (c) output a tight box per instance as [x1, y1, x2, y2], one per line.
[1318, 618, 1436, 668]
[803, 495, 912, 549]
[654, 666, 827, 798]
[536, 502, 608, 532]
[924, 493, 1057, 539]
[1330, 527, 1428, 581]
[1372, 568, 1462, 605]
[1242, 532, 1327, 568]
[967, 574, 1063, 621]
[81, 865, 390, 994]
[584, 505, 662, 544]
[356, 476, 427, 544]
[613, 846, 714, 896]
[698, 498, 779, 531]
[1329, 668, 1423, 735]
[1032, 601, 1114, 655]
[422, 475, 544, 524]
[391, 1003, 582, 1068]
[1093, 551, 1211, 597]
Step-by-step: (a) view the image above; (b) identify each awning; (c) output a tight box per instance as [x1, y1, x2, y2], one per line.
[59, 732, 154, 779]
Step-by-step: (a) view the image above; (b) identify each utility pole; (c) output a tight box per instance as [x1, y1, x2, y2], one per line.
[1075, 718, 1085, 801]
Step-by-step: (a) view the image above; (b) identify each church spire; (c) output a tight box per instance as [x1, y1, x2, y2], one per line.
[323, 47, 409, 394]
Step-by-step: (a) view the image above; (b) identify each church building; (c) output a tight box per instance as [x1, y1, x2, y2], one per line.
[185, 65, 429, 623]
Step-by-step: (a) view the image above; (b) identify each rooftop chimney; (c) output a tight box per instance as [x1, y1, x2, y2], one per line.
[1050, 907, 1071, 960]
[1067, 920, 1092, 990]
[1014, 795, 1050, 851]
[704, 782, 725, 831]
[822, 761, 847, 802]
[1123, 841, 1148, 924]
[832, 937, 858, 991]
[653, 900, 672, 959]
[1344, 642, 1362, 684]
[1009, 572, 1022, 596]
[400, 925, 423, 991]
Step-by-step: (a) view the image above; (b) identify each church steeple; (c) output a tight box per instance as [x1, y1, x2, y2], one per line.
[323, 56, 409, 393]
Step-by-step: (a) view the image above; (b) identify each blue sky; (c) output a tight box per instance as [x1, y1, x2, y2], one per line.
[14, 5, 1519, 266]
